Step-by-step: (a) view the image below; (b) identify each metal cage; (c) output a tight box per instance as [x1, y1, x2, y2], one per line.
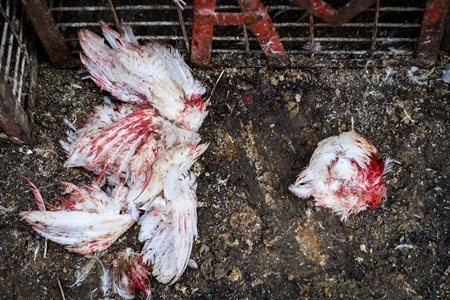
[0, 0, 36, 144]
[21, 0, 450, 68]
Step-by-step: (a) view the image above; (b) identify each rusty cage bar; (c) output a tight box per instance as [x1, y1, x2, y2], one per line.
[0, 0, 36, 144]
[19, 0, 450, 68]
[21, 0, 450, 68]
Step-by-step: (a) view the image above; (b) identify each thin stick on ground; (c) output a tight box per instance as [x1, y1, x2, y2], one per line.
[58, 279, 66, 300]
[206, 70, 225, 103]
[43, 239, 47, 258]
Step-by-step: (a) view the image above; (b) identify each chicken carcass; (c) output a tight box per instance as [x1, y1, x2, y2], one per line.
[131, 142, 207, 284]
[20, 181, 138, 255]
[21, 20, 211, 297]
[289, 131, 392, 220]
[138, 171, 198, 284]
[62, 103, 203, 186]
[126, 140, 208, 208]
[61, 103, 156, 178]
[78, 21, 207, 132]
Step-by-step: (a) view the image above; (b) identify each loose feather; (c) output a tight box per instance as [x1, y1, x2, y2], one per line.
[19, 210, 135, 254]
[20, 183, 137, 254]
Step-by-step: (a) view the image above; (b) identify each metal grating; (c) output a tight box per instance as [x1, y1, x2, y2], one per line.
[0, 0, 35, 144]
[27, 0, 450, 67]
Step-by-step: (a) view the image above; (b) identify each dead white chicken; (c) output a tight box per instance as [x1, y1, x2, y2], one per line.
[20, 181, 138, 254]
[61, 102, 207, 209]
[61, 103, 146, 177]
[289, 131, 392, 220]
[78, 21, 207, 131]
[21, 20, 210, 297]
[127, 141, 208, 209]
[138, 170, 198, 284]
[62, 103, 202, 186]
[127, 140, 207, 284]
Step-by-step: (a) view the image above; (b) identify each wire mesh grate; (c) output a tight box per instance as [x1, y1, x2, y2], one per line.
[0, 0, 35, 143]
[40, 0, 447, 67]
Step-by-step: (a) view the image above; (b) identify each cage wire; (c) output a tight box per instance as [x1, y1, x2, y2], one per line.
[40, 0, 449, 68]
[0, 0, 35, 143]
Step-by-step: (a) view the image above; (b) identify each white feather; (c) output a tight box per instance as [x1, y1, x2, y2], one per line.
[139, 171, 198, 284]
[19, 210, 135, 254]
[20, 182, 137, 254]
[128, 137, 207, 209]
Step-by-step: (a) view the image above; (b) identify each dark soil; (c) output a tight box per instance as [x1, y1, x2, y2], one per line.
[1, 53, 449, 300]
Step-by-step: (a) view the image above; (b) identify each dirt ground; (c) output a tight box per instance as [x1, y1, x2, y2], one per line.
[1, 51, 449, 300]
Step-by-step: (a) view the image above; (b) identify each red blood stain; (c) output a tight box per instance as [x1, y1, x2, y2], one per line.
[241, 95, 253, 102]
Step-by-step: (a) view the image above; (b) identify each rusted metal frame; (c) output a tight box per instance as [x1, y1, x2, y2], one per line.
[191, 0, 288, 66]
[0, 3, 29, 64]
[308, 13, 315, 58]
[198, 12, 262, 24]
[1, 1, 27, 105]
[277, 22, 422, 28]
[190, 0, 265, 66]
[236, 0, 289, 65]
[369, 0, 380, 60]
[56, 21, 182, 27]
[20, 0, 79, 68]
[242, 23, 251, 58]
[12, 30, 23, 98]
[10, 8, 24, 100]
[47, 4, 424, 13]
[326, 0, 377, 25]
[0, 0, 35, 144]
[290, 0, 335, 21]
[27, 47, 38, 121]
[175, 4, 190, 52]
[210, 55, 414, 68]
[211, 47, 416, 57]
[0, 71, 32, 143]
[290, 0, 376, 25]
[416, 0, 450, 67]
[191, 0, 216, 66]
[49, 5, 181, 12]
[3, 1, 16, 81]
[0, 3, 14, 81]
[106, 0, 123, 34]
[0, 5, 9, 66]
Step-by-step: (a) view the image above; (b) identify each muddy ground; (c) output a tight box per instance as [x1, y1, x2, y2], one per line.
[1, 52, 449, 300]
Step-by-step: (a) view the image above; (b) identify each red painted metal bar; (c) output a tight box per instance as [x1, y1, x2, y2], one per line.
[416, 0, 450, 66]
[191, 0, 216, 66]
[21, 0, 79, 68]
[200, 12, 262, 25]
[290, 0, 377, 25]
[327, 0, 377, 25]
[369, 0, 380, 59]
[237, 0, 289, 65]
[0, 73, 32, 143]
[290, 0, 335, 21]
[191, 0, 288, 66]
